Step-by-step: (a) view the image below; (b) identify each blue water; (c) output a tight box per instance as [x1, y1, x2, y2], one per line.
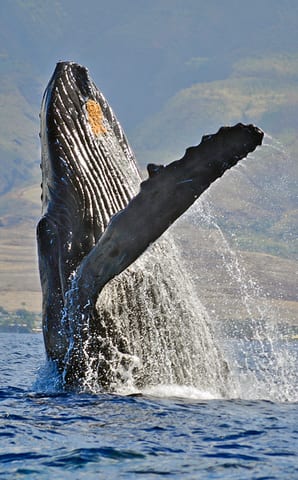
[0, 333, 297, 479]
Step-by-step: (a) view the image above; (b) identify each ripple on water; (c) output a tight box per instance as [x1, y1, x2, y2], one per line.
[43, 447, 146, 468]
[0, 334, 297, 479]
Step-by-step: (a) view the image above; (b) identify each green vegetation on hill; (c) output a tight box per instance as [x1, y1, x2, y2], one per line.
[0, 68, 40, 194]
[134, 53, 298, 160]
[130, 52, 298, 260]
[0, 305, 41, 332]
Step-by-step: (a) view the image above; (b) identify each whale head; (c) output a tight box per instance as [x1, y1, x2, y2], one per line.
[40, 61, 140, 258]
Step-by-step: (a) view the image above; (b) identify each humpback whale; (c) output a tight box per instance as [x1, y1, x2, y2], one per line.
[37, 61, 263, 391]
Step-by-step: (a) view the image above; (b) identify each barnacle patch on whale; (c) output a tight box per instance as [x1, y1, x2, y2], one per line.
[86, 99, 107, 136]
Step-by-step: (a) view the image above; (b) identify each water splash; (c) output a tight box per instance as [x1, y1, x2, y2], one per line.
[36, 136, 297, 403]
[207, 214, 296, 402]
[179, 138, 297, 403]
[80, 235, 233, 398]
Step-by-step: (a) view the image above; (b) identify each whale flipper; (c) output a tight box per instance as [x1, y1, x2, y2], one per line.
[74, 123, 263, 308]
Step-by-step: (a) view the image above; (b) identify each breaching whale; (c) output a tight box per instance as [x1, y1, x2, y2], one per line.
[37, 61, 263, 391]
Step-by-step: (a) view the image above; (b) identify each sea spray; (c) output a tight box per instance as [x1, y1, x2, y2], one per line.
[210, 217, 296, 402]
[36, 126, 296, 401]
[179, 138, 297, 402]
[81, 233, 233, 396]
[39, 184, 296, 400]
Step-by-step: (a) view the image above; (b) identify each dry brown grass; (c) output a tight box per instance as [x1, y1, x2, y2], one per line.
[0, 219, 41, 313]
[0, 193, 296, 325]
[173, 220, 298, 325]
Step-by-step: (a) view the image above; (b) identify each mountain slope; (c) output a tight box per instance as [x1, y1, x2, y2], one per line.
[0, 0, 297, 317]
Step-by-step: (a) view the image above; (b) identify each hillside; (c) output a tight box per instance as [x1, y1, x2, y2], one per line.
[173, 219, 298, 327]
[1, 1, 298, 190]
[0, 0, 297, 322]
[0, 185, 40, 312]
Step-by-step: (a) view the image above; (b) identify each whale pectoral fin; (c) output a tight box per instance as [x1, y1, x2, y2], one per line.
[37, 216, 67, 364]
[72, 123, 263, 306]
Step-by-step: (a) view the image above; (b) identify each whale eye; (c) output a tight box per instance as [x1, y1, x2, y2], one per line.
[86, 99, 107, 136]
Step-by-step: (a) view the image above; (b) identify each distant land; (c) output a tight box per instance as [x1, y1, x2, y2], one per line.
[0, 1, 297, 327]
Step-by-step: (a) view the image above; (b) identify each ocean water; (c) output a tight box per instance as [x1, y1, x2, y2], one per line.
[0, 333, 297, 479]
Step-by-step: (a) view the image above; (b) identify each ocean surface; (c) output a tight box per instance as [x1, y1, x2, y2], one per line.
[0, 333, 297, 479]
